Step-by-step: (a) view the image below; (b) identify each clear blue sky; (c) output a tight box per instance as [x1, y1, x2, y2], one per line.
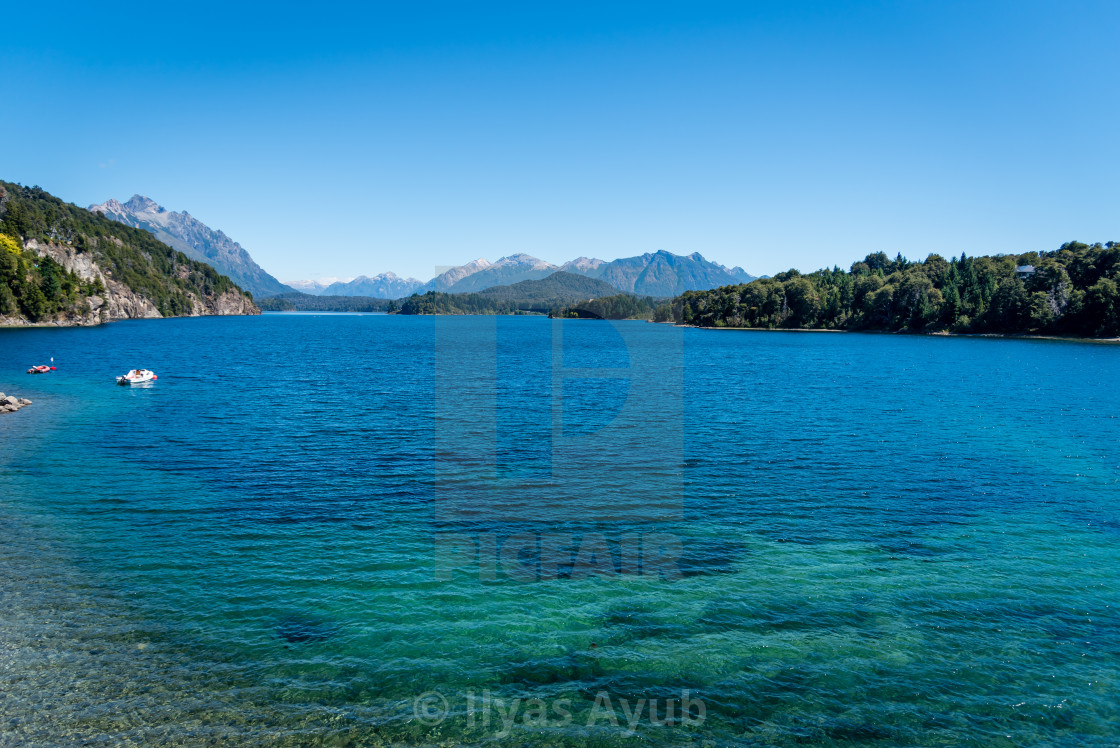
[2, 1, 1117, 282]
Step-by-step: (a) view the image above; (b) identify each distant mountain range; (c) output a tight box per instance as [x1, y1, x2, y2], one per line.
[322, 272, 423, 298]
[570, 250, 755, 297]
[285, 278, 352, 295]
[296, 250, 755, 299]
[472, 271, 620, 303]
[396, 272, 628, 315]
[258, 272, 624, 314]
[89, 194, 756, 300]
[90, 195, 292, 298]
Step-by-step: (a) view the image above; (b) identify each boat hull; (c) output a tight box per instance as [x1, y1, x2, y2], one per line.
[116, 370, 156, 385]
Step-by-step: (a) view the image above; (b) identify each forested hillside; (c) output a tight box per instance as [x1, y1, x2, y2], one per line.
[671, 243, 1120, 337]
[256, 293, 392, 312]
[554, 294, 659, 320]
[398, 272, 624, 315]
[1, 181, 258, 324]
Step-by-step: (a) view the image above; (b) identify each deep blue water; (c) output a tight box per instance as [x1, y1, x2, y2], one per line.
[1, 314, 1118, 746]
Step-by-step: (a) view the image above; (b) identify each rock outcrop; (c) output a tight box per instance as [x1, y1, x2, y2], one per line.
[0, 239, 260, 327]
[0, 393, 32, 413]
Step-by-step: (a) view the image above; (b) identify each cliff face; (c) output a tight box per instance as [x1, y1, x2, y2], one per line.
[0, 240, 259, 327]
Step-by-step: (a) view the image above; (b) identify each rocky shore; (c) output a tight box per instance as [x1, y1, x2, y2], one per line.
[0, 392, 33, 413]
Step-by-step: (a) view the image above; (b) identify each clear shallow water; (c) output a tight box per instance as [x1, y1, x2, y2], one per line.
[1, 314, 1118, 746]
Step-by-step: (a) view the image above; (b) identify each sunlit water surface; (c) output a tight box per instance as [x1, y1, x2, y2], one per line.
[1, 314, 1118, 746]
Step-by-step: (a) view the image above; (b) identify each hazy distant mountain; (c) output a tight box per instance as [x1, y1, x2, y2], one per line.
[560, 257, 606, 274]
[564, 250, 756, 297]
[90, 195, 291, 298]
[282, 278, 356, 295]
[284, 279, 329, 295]
[322, 272, 422, 299]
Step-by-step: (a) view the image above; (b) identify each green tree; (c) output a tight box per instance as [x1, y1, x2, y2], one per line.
[784, 277, 820, 327]
[20, 282, 48, 320]
[986, 278, 1031, 332]
[1082, 278, 1119, 336]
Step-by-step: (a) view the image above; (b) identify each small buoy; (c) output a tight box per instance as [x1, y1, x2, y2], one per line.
[50, 366, 56, 370]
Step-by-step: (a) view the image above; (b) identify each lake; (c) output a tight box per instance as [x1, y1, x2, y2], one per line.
[1, 313, 1118, 746]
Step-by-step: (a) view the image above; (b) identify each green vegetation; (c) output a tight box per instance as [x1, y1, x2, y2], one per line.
[0, 180, 250, 322]
[257, 293, 393, 312]
[472, 271, 620, 303]
[397, 291, 544, 315]
[553, 294, 659, 320]
[0, 233, 100, 321]
[671, 243, 1120, 337]
[398, 271, 627, 315]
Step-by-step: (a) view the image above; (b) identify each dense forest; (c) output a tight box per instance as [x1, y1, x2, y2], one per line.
[256, 293, 393, 312]
[397, 271, 625, 315]
[470, 271, 619, 303]
[397, 290, 544, 315]
[0, 181, 247, 321]
[553, 293, 660, 320]
[670, 242, 1120, 337]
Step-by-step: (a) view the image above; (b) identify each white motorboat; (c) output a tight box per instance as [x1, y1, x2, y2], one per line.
[116, 369, 158, 385]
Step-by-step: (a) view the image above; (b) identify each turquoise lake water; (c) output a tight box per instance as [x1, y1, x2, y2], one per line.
[1, 314, 1118, 746]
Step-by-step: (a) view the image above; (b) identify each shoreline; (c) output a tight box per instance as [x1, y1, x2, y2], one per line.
[671, 323, 1120, 344]
[6, 312, 1118, 344]
[0, 311, 262, 330]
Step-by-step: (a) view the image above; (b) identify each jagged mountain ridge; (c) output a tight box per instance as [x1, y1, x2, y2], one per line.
[90, 195, 291, 298]
[422, 253, 557, 294]
[576, 250, 757, 297]
[310, 250, 755, 298]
